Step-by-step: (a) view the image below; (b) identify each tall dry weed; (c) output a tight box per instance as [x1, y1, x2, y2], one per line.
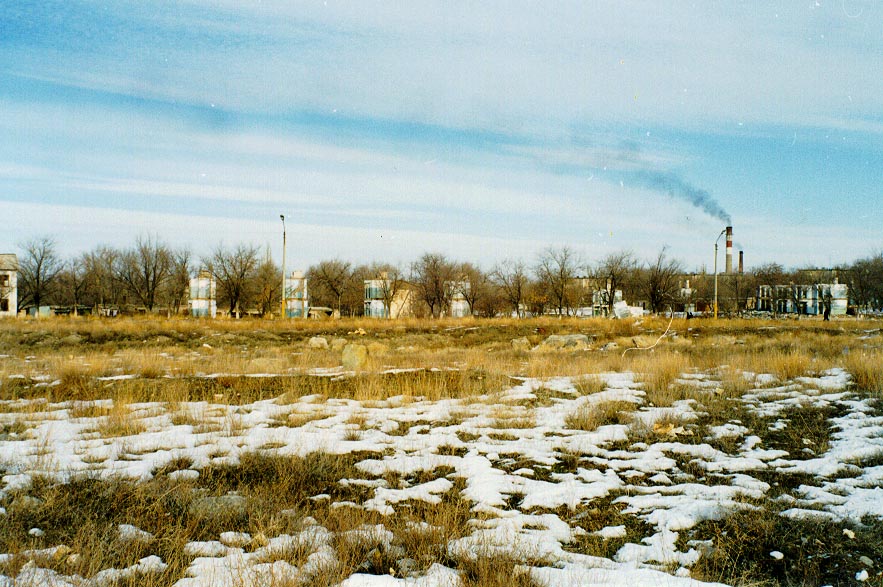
[565, 400, 634, 431]
[628, 352, 692, 406]
[843, 349, 883, 394]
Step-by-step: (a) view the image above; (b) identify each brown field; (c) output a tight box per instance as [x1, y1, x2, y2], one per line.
[0, 314, 881, 586]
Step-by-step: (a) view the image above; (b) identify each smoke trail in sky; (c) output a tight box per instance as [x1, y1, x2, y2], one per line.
[631, 170, 732, 224]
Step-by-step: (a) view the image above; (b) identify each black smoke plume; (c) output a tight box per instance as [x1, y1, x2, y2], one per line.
[631, 170, 731, 224]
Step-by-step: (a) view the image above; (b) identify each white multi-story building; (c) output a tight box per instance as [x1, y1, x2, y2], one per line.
[189, 270, 217, 318]
[0, 254, 18, 318]
[284, 271, 309, 318]
[755, 281, 848, 316]
[445, 280, 471, 318]
[364, 273, 413, 319]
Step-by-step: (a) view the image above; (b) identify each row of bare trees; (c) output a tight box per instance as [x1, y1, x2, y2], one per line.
[11, 235, 883, 317]
[14, 236, 280, 316]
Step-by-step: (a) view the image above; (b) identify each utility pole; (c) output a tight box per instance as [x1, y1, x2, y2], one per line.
[280, 214, 286, 319]
[713, 228, 726, 318]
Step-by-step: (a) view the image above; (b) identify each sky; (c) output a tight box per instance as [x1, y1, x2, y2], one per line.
[1, 1, 881, 272]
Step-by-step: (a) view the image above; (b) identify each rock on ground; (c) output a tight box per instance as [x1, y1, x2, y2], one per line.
[533, 334, 591, 352]
[307, 336, 329, 350]
[342, 343, 369, 370]
[511, 337, 532, 352]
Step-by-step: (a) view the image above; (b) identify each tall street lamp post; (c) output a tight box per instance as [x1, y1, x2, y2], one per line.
[713, 228, 726, 318]
[280, 215, 286, 319]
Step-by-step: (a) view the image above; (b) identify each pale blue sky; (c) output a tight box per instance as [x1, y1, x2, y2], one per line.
[1, 1, 881, 270]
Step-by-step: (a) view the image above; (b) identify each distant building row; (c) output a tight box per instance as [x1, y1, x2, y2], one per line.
[753, 281, 848, 316]
[0, 252, 852, 319]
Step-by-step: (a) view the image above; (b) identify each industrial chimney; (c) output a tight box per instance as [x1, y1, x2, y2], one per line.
[725, 226, 733, 274]
[738, 250, 744, 274]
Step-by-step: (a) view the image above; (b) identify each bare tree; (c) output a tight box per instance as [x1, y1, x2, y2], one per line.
[82, 245, 124, 309]
[253, 256, 281, 317]
[56, 258, 89, 314]
[452, 262, 489, 317]
[593, 250, 638, 315]
[524, 277, 549, 317]
[17, 236, 62, 310]
[115, 235, 172, 312]
[753, 262, 786, 316]
[643, 248, 684, 314]
[725, 270, 750, 315]
[206, 243, 260, 317]
[164, 247, 193, 315]
[845, 252, 883, 314]
[535, 246, 580, 316]
[411, 253, 455, 318]
[368, 262, 408, 319]
[343, 264, 372, 317]
[492, 259, 529, 318]
[307, 259, 353, 316]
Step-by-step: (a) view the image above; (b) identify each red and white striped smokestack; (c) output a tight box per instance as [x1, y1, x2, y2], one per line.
[739, 250, 744, 274]
[725, 226, 733, 274]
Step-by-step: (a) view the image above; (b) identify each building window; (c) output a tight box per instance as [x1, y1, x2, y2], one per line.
[0, 299, 8, 312]
[0, 274, 8, 287]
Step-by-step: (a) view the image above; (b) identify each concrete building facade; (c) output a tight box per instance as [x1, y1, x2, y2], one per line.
[284, 271, 309, 318]
[0, 254, 18, 318]
[755, 281, 848, 316]
[189, 270, 217, 318]
[445, 280, 471, 318]
[364, 275, 414, 319]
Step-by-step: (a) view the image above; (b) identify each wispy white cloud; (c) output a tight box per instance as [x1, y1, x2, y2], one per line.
[6, 2, 881, 132]
[1, 2, 880, 269]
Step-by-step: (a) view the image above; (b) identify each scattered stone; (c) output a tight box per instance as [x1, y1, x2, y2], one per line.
[770, 551, 784, 560]
[342, 343, 369, 370]
[307, 336, 329, 350]
[511, 337, 531, 352]
[28, 528, 45, 538]
[533, 334, 591, 352]
[859, 555, 874, 567]
[155, 335, 172, 344]
[188, 494, 247, 520]
[599, 342, 619, 351]
[330, 338, 348, 352]
[348, 328, 367, 336]
[61, 334, 83, 345]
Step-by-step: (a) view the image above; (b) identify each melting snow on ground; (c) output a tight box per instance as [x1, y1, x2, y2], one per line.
[0, 367, 880, 585]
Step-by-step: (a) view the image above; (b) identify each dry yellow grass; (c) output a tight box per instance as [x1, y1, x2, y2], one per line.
[628, 351, 692, 406]
[843, 349, 883, 394]
[1, 315, 880, 408]
[573, 375, 606, 395]
[565, 400, 634, 431]
[4, 315, 883, 586]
